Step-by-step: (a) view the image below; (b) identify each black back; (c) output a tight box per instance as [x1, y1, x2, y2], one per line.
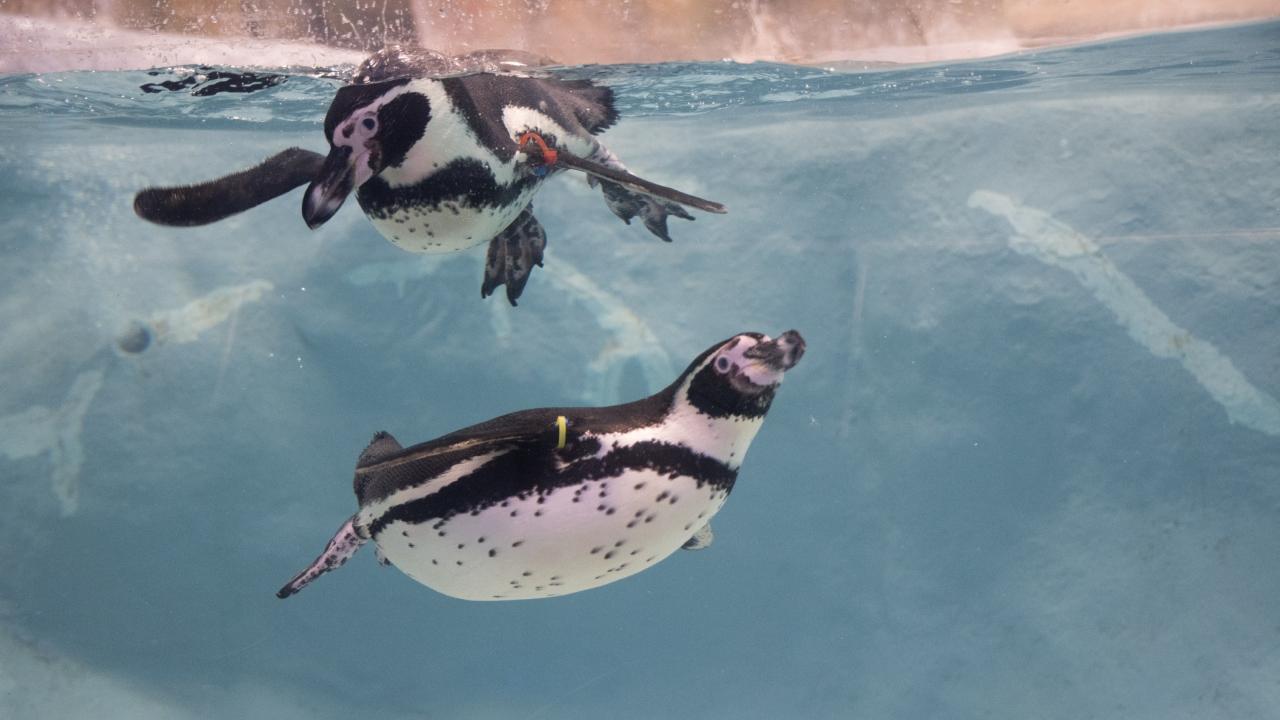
[439, 73, 618, 162]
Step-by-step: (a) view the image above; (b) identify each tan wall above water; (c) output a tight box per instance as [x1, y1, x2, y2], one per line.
[2, 0, 1279, 66]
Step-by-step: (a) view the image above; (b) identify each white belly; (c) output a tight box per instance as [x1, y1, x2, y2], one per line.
[368, 189, 536, 254]
[375, 469, 730, 600]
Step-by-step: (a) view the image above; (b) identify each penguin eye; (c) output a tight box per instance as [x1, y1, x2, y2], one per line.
[714, 356, 731, 374]
[361, 117, 377, 131]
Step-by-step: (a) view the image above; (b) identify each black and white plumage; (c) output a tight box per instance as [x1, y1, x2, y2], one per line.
[277, 330, 805, 601]
[134, 47, 726, 305]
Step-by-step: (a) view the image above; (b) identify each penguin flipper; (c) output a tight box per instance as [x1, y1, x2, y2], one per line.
[481, 209, 547, 306]
[276, 514, 367, 599]
[134, 147, 325, 227]
[555, 146, 725, 217]
[682, 522, 714, 550]
[546, 146, 722, 243]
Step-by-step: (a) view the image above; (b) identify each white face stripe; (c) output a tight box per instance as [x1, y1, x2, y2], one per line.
[378, 79, 517, 189]
[331, 84, 410, 146]
[574, 338, 779, 472]
[357, 449, 508, 530]
[592, 402, 766, 471]
[501, 105, 599, 158]
[710, 334, 787, 390]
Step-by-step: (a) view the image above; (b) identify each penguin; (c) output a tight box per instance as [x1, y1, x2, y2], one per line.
[134, 47, 726, 305]
[276, 329, 805, 601]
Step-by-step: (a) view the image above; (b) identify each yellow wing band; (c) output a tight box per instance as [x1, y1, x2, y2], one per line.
[555, 415, 568, 449]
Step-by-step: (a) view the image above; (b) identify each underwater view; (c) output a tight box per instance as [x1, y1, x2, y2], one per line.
[2, 17, 1279, 719]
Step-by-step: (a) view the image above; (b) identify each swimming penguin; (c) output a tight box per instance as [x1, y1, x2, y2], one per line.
[276, 329, 805, 601]
[134, 47, 726, 305]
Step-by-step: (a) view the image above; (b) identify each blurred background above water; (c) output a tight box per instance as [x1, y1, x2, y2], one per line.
[4, 0, 1280, 71]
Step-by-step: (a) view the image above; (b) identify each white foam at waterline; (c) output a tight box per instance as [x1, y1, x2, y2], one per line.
[0, 369, 104, 516]
[969, 189, 1280, 436]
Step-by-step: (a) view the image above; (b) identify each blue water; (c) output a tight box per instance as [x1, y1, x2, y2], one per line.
[2, 20, 1279, 719]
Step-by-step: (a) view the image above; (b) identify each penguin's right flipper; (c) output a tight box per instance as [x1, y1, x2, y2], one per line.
[481, 209, 547, 306]
[276, 514, 367, 599]
[134, 147, 324, 227]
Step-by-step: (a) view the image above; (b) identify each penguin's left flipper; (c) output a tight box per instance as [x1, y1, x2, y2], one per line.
[276, 514, 367, 599]
[682, 522, 714, 551]
[481, 208, 547, 306]
[134, 147, 325, 227]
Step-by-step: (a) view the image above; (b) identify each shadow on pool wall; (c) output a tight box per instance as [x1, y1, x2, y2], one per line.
[0, 17, 1279, 720]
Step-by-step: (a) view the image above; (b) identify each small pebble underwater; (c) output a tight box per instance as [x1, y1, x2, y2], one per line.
[1, 20, 1279, 720]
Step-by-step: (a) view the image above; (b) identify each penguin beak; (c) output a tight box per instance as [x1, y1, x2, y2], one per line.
[746, 330, 806, 371]
[302, 143, 378, 229]
[302, 146, 354, 229]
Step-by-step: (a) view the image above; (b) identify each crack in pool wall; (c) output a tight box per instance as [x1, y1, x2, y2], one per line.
[0, 369, 104, 516]
[969, 189, 1280, 437]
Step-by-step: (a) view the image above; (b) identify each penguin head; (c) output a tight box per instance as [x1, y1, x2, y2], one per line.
[680, 330, 806, 418]
[303, 79, 430, 228]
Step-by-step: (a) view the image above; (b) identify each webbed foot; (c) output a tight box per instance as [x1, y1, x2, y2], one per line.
[597, 178, 695, 242]
[481, 209, 547, 306]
